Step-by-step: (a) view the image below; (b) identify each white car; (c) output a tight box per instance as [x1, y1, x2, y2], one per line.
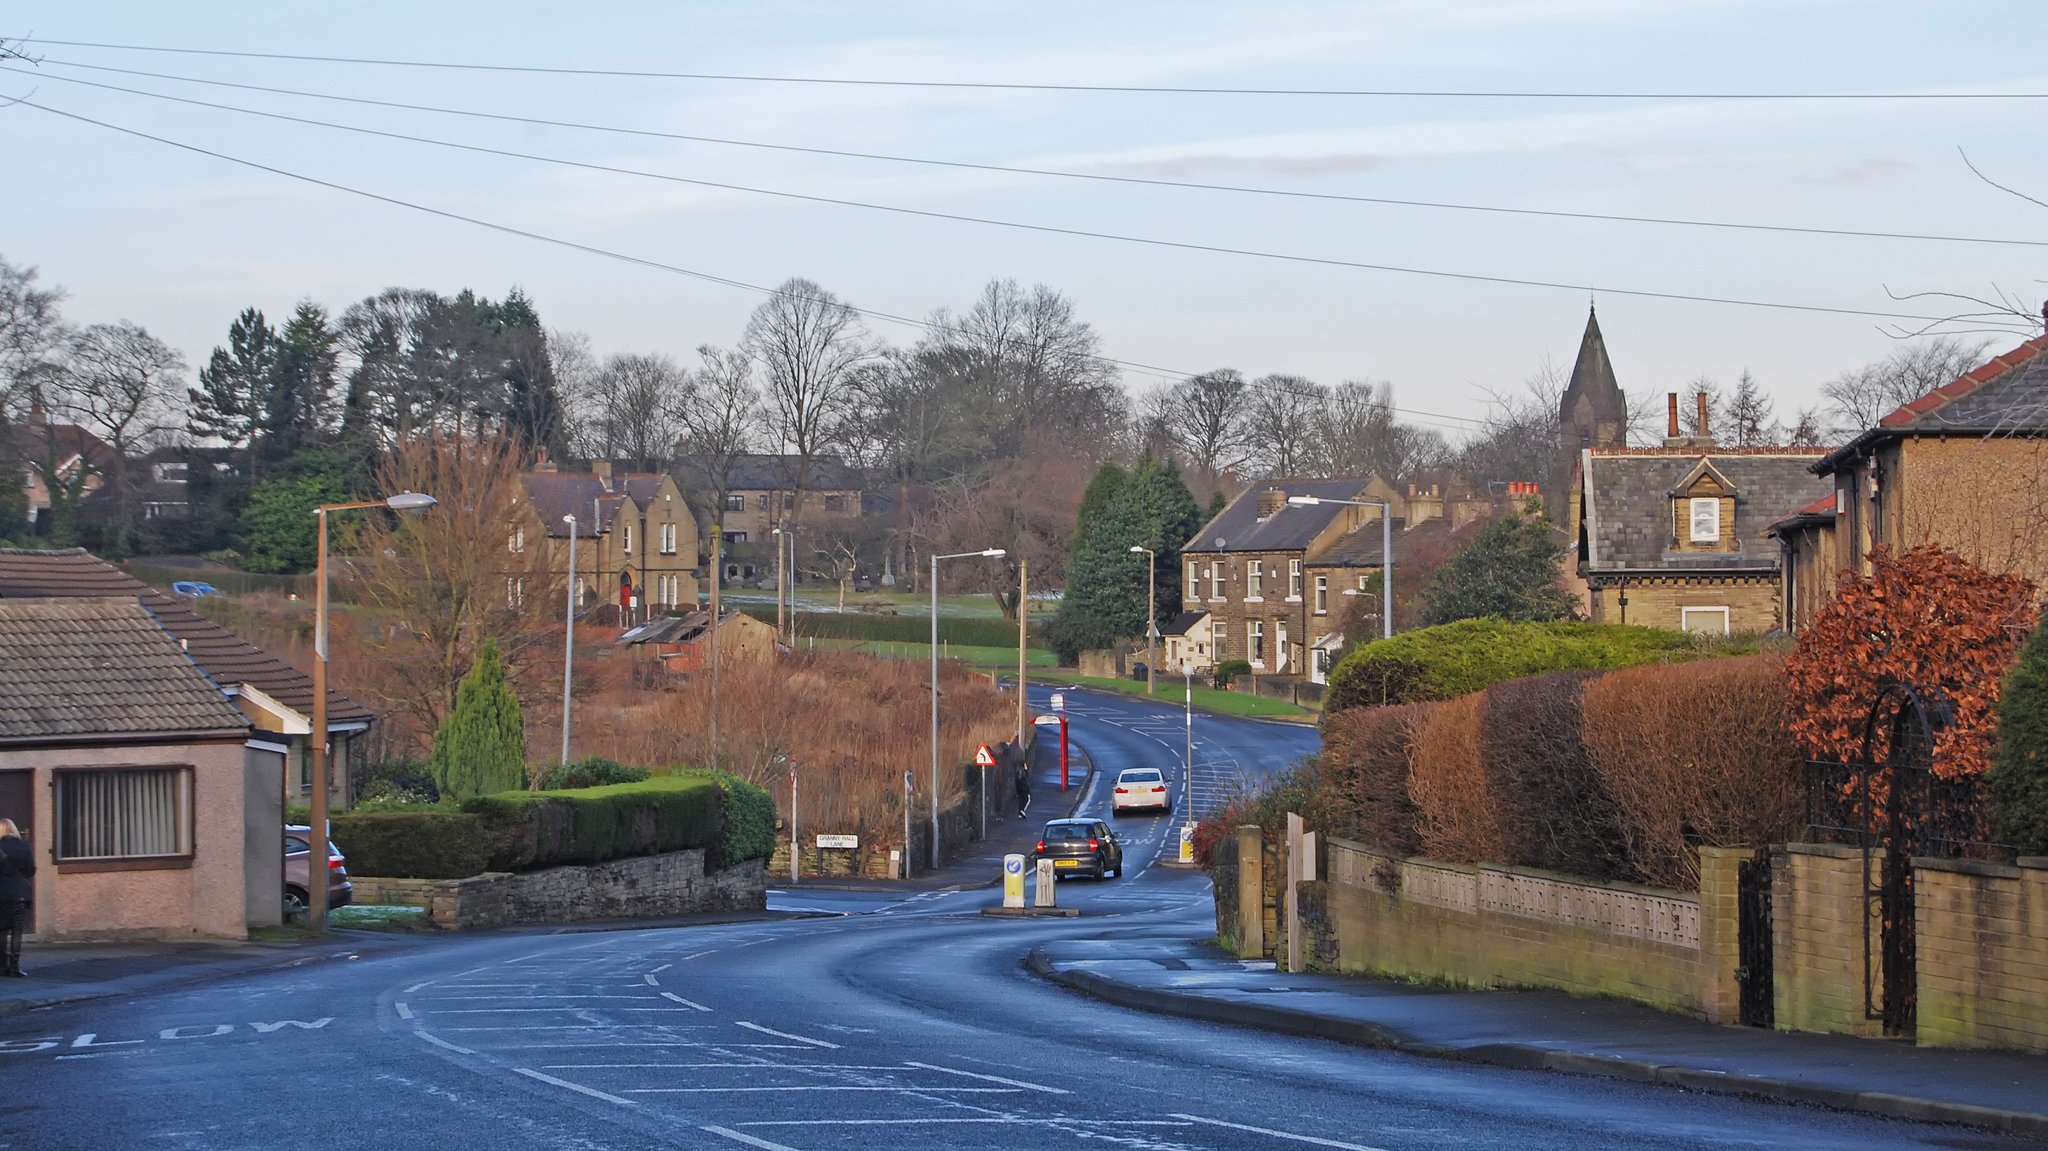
[1112, 768, 1171, 816]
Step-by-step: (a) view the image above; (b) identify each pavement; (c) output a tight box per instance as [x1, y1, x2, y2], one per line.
[0, 933, 402, 1018]
[1029, 933, 2048, 1141]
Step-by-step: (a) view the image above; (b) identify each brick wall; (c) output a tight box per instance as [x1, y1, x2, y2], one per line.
[351, 849, 766, 930]
[1771, 843, 1882, 1037]
[1914, 855, 2048, 1052]
[1695, 846, 1745, 1024]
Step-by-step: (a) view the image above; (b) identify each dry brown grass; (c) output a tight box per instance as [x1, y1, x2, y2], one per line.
[1406, 692, 1504, 863]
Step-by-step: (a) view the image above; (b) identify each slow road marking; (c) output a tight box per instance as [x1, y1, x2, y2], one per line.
[512, 1067, 636, 1106]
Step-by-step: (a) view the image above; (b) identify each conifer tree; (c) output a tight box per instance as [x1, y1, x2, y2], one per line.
[1990, 624, 2048, 853]
[189, 308, 276, 471]
[427, 640, 527, 801]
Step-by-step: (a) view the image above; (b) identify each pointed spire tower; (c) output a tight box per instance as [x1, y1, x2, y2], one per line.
[1551, 306, 1629, 519]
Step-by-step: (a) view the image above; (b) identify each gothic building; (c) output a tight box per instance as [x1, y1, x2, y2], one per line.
[1551, 306, 1629, 521]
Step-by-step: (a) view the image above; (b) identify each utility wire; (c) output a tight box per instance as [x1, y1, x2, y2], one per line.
[34, 56, 2047, 251]
[15, 37, 2048, 100]
[8, 72, 2008, 333]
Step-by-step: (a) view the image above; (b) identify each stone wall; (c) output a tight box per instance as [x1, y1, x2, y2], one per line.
[1914, 855, 2048, 1053]
[351, 848, 766, 930]
[1770, 843, 1882, 1038]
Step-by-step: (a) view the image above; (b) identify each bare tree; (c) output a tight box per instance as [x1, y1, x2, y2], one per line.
[928, 278, 1125, 459]
[1821, 336, 1992, 436]
[1159, 368, 1252, 475]
[548, 328, 601, 460]
[1724, 369, 1778, 447]
[1681, 374, 1726, 440]
[1243, 374, 1324, 477]
[1785, 407, 1828, 448]
[679, 344, 760, 526]
[42, 322, 183, 546]
[743, 277, 867, 519]
[0, 256, 66, 414]
[588, 352, 689, 472]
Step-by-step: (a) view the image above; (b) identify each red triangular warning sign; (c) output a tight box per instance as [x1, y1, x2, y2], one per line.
[974, 743, 997, 767]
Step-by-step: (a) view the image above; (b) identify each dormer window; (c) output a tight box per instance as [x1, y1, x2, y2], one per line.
[1689, 497, 1721, 543]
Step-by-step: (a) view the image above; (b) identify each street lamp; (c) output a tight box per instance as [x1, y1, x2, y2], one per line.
[930, 547, 1006, 871]
[1287, 495, 1394, 641]
[561, 514, 578, 768]
[1128, 545, 1157, 694]
[309, 490, 436, 932]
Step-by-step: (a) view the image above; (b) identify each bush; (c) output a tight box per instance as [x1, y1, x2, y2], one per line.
[428, 640, 527, 800]
[354, 759, 439, 806]
[1326, 619, 1716, 713]
[1406, 693, 1502, 863]
[1582, 655, 1804, 889]
[710, 771, 777, 867]
[1481, 669, 1626, 879]
[461, 773, 723, 871]
[329, 812, 494, 879]
[1318, 703, 1429, 856]
[538, 757, 650, 791]
[1990, 624, 2048, 854]
[1212, 659, 1252, 690]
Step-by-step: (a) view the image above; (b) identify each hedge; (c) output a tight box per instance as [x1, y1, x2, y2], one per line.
[1324, 619, 1718, 712]
[1407, 693, 1502, 863]
[1480, 669, 1626, 879]
[1317, 703, 1428, 858]
[329, 811, 493, 880]
[710, 771, 777, 868]
[462, 774, 723, 871]
[538, 757, 650, 791]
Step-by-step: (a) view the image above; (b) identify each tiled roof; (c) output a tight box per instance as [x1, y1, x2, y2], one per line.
[678, 453, 863, 493]
[1764, 492, 1837, 537]
[621, 475, 668, 506]
[1582, 450, 1829, 571]
[1817, 335, 2048, 473]
[0, 548, 374, 725]
[0, 597, 248, 742]
[1308, 516, 1467, 568]
[1186, 479, 1375, 553]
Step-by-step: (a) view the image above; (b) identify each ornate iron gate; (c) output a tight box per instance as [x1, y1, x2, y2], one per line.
[1735, 846, 1774, 1028]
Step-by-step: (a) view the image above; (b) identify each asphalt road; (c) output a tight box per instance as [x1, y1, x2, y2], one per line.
[2, 690, 2028, 1151]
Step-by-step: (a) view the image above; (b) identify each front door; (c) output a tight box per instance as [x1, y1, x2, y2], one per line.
[0, 770, 33, 932]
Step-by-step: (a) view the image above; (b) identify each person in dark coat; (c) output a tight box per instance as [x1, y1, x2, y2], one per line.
[0, 818, 32, 978]
[1013, 758, 1033, 820]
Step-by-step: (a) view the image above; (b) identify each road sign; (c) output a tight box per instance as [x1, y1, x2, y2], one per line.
[1179, 824, 1196, 865]
[1050, 692, 1066, 711]
[1002, 853, 1026, 908]
[1032, 713, 1061, 726]
[974, 743, 997, 767]
[815, 834, 858, 849]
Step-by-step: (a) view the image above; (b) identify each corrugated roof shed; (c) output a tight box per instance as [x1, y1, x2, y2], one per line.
[0, 597, 248, 742]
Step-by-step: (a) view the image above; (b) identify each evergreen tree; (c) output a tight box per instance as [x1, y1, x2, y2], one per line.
[1990, 623, 2048, 853]
[263, 302, 339, 469]
[189, 308, 276, 469]
[239, 470, 351, 573]
[1133, 458, 1204, 622]
[1047, 458, 1204, 663]
[488, 288, 567, 460]
[1420, 500, 1577, 625]
[428, 640, 527, 801]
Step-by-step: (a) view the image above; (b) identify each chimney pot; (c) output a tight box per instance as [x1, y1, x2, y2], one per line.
[1666, 393, 1680, 439]
[1696, 391, 1710, 437]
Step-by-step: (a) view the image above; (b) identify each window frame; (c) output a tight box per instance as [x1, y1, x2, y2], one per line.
[53, 765, 196, 870]
[1211, 618, 1227, 658]
[1188, 561, 1199, 602]
[1680, 606, 1731, 635]
[1688, 497, 1721, 543]
[725, 493, 745, 512]
[1314, 575, 1328, 615]
[621, 522, 633, 554]
[1209, 561, 1224, 601]
[1247, 560, 1263, 599]
[1249, 619, 1265, 665]
[1288, 558, 1303, 600]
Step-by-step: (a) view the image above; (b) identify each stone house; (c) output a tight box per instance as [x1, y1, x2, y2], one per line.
[0, 597, 285, 941]
[679, 453, 864, 558]
[0, 547, 376, 809]
[1159, 609, 1212, 675]
[517, 461, 700, 622]
[1569, 394, 1830, 634]
[1770, 328, 2048, 631]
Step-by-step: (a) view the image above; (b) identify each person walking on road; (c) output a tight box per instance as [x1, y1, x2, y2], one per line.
[0, 818, 32, 978]
[1014, 759, 1032, 820]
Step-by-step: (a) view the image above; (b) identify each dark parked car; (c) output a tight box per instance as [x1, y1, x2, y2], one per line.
[284, 826, 353, 918]
[1032, 817, 1122, 879]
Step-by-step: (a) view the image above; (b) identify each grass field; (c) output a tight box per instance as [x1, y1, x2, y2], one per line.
[1044, 674, 1314, 719]
[812, 638, 1058, 667]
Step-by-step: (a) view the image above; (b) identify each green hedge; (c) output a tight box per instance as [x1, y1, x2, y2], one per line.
[710, 772, 777, 868]
[1325, 619, 1736, 712]
[538, 757, 650, 791]
[330, 811, 494, 880]
[462, 774, 723, 871]
[743, 608, 1041, 649]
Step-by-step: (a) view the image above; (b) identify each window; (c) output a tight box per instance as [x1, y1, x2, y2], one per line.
[1209, 561, 1224, 600]
[660, 522, 677, 554]
[1314, 576, 1328, 614]
[1247, 561, 1263, 598]
[506, 577, 526, 609]
[725, 493, 745, 512]
[152, 461, 189, 484]
[1249, 620, 1265, 665]
[55, 767, 193, 861]
[508, 525, 525, 554]
[824, 494, 846, 513]
[1689, 497, 1721, 543]
[757, 494, 769, 511]
[1188, 561, 1199, 602]
[782, 494, 794, 511]
[622, 522, 633, 553]
[1211, 619, 1227, 658]
[1289, 558, 1303, 599]
[1681, 606, 1730, 634]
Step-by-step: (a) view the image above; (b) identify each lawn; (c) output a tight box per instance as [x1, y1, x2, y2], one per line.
[1045, 674, 1315, 720]
[813, 638, 1058, 667]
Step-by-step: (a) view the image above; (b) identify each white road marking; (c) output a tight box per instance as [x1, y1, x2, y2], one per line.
[632, 1086, 1016, 1094]
[414, 1030, 474, 1055]
[701, 1127, 801, 1151]
[661, 991, 713, 1011]
[643, 974, 659, 986]
[55, 1051, 143, 1060]
[395, 1002, 414, 1020]
[734, 1021, 840, 1049]
[901, 1060, 1069, 1094]
[1170, 1113, 1391, 1151]
[402, 982, 433, 994]
[743, 1118, 1192, 1127]
[677, 950, 720, 960]
[423, 994, 662, 1001]
[648, 963, 672, 974]
[513, 1067, 637, 1107]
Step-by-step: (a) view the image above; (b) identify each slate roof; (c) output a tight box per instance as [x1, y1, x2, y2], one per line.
[1308, 516, 1468, 568]
[1581, 450, 1830, 572]
[521, 472, 629, 539]
[1185, 480, 1375, 553]
[1160, 610, 1208, 638]
[0, 597, 248, 743]
[679, 453, 863, 493]
[0, 548, 375, 725]
[1817, 334, 2048, 474]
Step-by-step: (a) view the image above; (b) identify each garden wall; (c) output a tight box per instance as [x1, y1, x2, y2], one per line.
[1916, 855, 2048, 1052]
[351, 848, 765, 930]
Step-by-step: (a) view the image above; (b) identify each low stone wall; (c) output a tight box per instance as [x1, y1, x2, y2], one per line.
[1914, 855, 2048, 1053]
[1770, 843, 1882, 1038]
[350, 849, 766, 930]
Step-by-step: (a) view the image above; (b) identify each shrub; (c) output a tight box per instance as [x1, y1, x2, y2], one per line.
[1196, 756, 1330, 869]
[1583, 655, 1804, 889]
[329, 812, 494, 879]
[1325, 619, 1713, 713]
[461, 773, 723, 871]
[1990, 624, 2048, 854]
[538, 757, 650, 791]
[710, 771, 777, 867]
[428, 640, 527, 801]
[1318, 702, 1430, 856]
[1480, 669, 1626, 879]
[1406, 693, 1503, 863]
[354, 759, 439, 806]
[1212, 659, 1252, 690]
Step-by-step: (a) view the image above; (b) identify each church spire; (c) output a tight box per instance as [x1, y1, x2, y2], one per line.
[1550, 306, 1629, 521]
[1563, 305, 1623, 413]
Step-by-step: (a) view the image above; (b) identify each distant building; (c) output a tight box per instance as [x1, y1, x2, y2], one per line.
[678, 453, 864, 562]
[620, 610, 780, 676]
[1552, 306, 1631, 521]
[517, 460, 700, 622]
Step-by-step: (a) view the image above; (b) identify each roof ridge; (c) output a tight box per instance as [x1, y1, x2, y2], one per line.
[1876, 333, 2048, 430]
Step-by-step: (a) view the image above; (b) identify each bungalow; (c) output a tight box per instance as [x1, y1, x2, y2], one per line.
[0, 597, 284, 941]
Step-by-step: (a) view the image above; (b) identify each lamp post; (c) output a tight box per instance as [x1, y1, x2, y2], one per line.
[309, 490, 436, 932]
[771, 525, 788, 646]
[930, 547, 1006, 871]
[561, 514, 577, 768]
[1128, 545, 1157, 694]
[1287, 495, 1394, 641]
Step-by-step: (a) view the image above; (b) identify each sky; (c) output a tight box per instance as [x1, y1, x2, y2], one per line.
[4, 0, 2047, 441]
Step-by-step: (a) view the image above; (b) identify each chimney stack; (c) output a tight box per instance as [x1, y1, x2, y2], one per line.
[592, 459, 614, 491]
[1692, 390, 1716, 450]
[1257, 488, 1288, 518]
[1664, 393, 1687, 447]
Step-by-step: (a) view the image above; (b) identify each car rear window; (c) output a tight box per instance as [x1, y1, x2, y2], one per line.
[1046, 825, 1088, 840]
[1122, 771, 1162, 783]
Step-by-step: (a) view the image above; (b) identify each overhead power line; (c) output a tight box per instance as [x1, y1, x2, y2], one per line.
[9, 72, 2013, 334]
[35, 57, 2047, 251]
[15, 37, 2048, 100]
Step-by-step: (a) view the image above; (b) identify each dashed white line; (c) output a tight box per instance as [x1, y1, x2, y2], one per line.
[402, 981, 433, 994]
[661, 991, 713, 1011]
[901, 1060, 1069, 1094]
[643, 974, 660, 986]
[648, 963, 672, 974]
[513, 1067, 637, 1107]
[413, 1030, 474, 1055]
[1170, 1113, 1391, 1150]
[394, 1002, 414, 1020]
[701, 1126, 801, 1151]
[734, 1021, 841, 1049]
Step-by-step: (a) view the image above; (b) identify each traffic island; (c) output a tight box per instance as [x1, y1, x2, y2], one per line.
[981, 906, 1080, 917]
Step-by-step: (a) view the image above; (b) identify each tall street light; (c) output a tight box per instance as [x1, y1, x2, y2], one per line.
[309, 490, 436, 932]
[561, 513, 578, 768]
[1287, 495, 1393, 640]
[930, 547, 1006, 871]
[1128, 545, 1157, 694]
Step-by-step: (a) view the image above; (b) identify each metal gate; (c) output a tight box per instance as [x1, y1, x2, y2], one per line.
[1735, 846, 1773, 1028]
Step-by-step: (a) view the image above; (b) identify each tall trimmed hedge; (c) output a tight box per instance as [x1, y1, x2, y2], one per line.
[1989, 624, 2048, 854]
[711, 771, 777, 868]
[329, 811, 493, 880]
[1324, 619, 1721, 713]
[1318, 703, 1428, 857]
[745, 608, 1040, 649]
[1481, 669, 1626, 879]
